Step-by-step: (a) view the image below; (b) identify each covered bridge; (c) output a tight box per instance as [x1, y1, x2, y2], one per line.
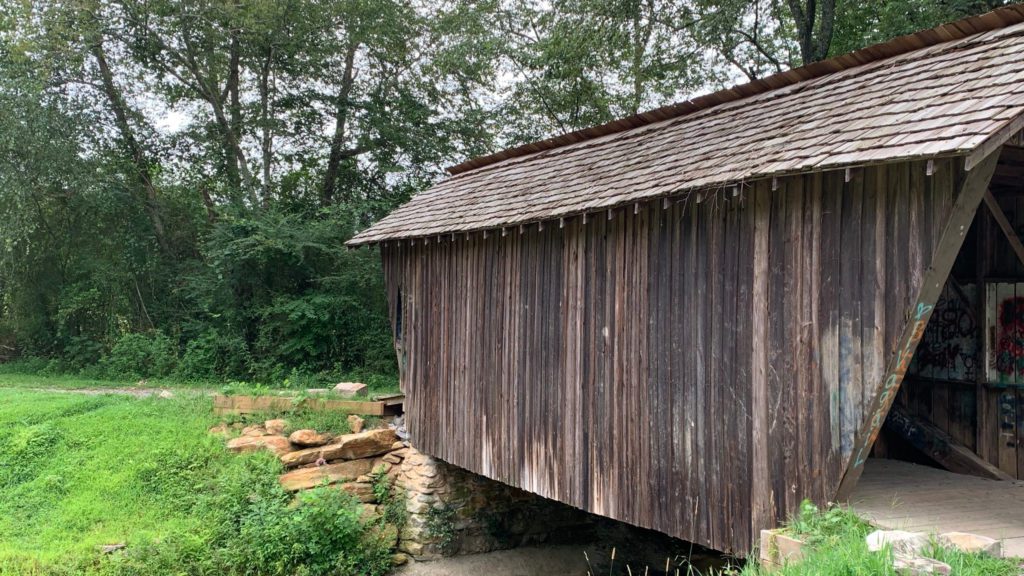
[349, 5, 1024, 555]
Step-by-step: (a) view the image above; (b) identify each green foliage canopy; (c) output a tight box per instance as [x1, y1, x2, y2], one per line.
[0, 0, 1008, 383]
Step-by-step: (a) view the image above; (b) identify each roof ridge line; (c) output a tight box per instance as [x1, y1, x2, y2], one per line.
[445, 3, 1024, 177]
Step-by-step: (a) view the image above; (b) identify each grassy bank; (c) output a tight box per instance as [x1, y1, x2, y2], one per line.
[739, 502, 1020, 576]
[0, 384, 397, 576]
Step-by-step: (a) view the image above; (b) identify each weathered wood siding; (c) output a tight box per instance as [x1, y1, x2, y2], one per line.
[899, 182, 1024, 480]
[381, 158, 966, 554]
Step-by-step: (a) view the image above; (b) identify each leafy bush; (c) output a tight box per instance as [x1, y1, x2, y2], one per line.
[100, 332, 177, 379]
[177, 329, 251, 381]
[424, 504, 457, 555]
[0, 357, 49, 375]
[103, 458, 393, 576]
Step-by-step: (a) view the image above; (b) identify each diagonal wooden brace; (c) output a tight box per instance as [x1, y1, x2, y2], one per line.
[834, 149, 1002, 502]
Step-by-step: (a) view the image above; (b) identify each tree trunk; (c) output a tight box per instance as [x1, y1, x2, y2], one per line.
[225, 21, 243, 190]
[321, 41, 359, 206]
[787, 0, 836, 64]
[90, 38, 170, 253]
[259, 45, 274, 207]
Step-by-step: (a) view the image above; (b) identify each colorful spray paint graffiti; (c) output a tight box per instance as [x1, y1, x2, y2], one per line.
[850, 301, 934, 470]
[993, 295, 1024, 381]
[986, 284, 1024, 385]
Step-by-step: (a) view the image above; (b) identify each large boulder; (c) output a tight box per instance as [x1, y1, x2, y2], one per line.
[227, 435, 292, 456]
[289, 429, 333, 447]
[333, 382, 368, 397]
[265, 419, 288, 435]
[281, 428, 398, 467]
[279, 460, 375, 491]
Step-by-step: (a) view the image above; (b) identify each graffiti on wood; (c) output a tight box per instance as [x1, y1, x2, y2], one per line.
[987, 284, 1024, 385]
[851, 301, 934, 470]
[912, 284, 977, 381]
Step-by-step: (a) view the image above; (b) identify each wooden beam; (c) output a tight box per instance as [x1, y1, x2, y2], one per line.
[212, 394, 402, 417]
[884, 406, 1013, 481]
[982, 190, 1024, 269]
[835, 148, 1001, 502]
[965, 115, 1024, 171]
[750, 181, 772, 537]
[976, 208, 993, 464]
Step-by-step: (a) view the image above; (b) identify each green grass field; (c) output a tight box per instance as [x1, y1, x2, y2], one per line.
[0, 388, 219, 560]
[0, 380, 396, 576]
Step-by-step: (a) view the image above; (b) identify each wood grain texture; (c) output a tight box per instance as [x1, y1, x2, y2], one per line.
[380, 158, 970, 555]
[836, 149, 1000, 501]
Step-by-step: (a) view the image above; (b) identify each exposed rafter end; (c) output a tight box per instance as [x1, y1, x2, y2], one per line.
[965, 114, 1024, 171]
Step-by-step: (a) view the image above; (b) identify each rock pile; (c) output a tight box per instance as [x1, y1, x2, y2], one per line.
[221, 418, 402, 501]
[217, 418, 594, 564]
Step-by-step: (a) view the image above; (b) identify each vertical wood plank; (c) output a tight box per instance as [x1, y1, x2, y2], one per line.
[839, 169, 864, 460]
[750, 180, 772, 538]
[837, 149, 1000, 501]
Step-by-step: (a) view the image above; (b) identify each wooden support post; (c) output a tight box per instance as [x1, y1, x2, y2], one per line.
[835, 149, 1001, 502]
[750, 182, 772, 537]
[884, 406, 1014, 481]
[977, 209, 992, 463]
[983, 190, 1024, 269]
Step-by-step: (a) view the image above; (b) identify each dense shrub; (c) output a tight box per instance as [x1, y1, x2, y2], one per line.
[95, 457, 393, 576]
[100, 332, 178, 379]
[176, 329, 252, 381]
[1, 203, 398, 385]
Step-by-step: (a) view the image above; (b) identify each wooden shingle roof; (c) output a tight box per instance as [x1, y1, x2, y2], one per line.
[349, 5, 1024, 246]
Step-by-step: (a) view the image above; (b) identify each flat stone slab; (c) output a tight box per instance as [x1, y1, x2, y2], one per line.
[289, 429, 334, 447]
[281, 428, 398, 467]
[227, 434, 292, 456]
[334, 382, 368, 397]
[279, 460, 374, 491]
[939, 532, 1001, 556]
